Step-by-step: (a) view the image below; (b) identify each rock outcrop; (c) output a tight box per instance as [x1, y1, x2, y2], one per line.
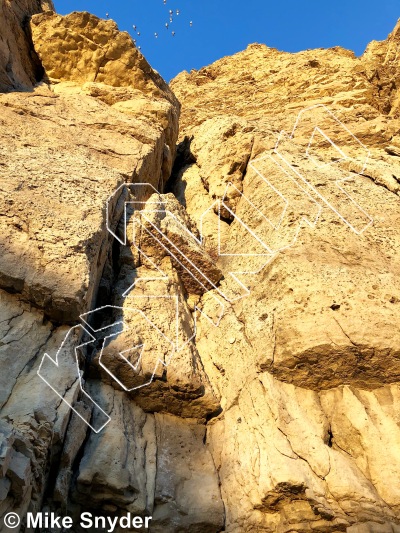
[0, 7, 221, 532]
[0, 0, 53, 91]
[169, 19, 400, 533]
[0, 3, 400, 532]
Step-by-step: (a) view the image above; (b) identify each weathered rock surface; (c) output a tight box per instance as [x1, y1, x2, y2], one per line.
[1, 4, 400, 532]
[0, 6, 217, 532]
[0, 0, 53, 92]
[169, 18, 400, 532]
[0, 9, 179, 323]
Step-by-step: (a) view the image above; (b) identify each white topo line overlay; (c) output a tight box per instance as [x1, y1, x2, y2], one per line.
[37, 104, 373, 433]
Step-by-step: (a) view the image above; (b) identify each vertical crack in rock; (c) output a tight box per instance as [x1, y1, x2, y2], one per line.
[1, 5, 400, 532]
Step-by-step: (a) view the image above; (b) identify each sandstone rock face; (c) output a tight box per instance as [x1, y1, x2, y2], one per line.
[0, 9, 179, 324]
[1, 4, 400, 533]
[0, 0, 53, 91]
[0, 8, 222, 532]
[169, 21, 400, 532]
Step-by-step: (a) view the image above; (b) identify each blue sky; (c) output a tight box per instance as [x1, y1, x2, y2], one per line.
[53, 0, 399, 82]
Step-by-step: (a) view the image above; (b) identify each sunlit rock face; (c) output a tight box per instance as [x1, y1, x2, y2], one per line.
[0, 0, 54, 91]
[170, 20, 400, 532]
[1, 3, 400, 531]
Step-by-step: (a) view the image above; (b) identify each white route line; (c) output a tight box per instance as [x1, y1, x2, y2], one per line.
[37, 326, 111, 434]
[37, 104, 374, 433]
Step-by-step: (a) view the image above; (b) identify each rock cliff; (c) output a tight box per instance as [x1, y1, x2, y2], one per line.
[0, 3, 400, 532]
